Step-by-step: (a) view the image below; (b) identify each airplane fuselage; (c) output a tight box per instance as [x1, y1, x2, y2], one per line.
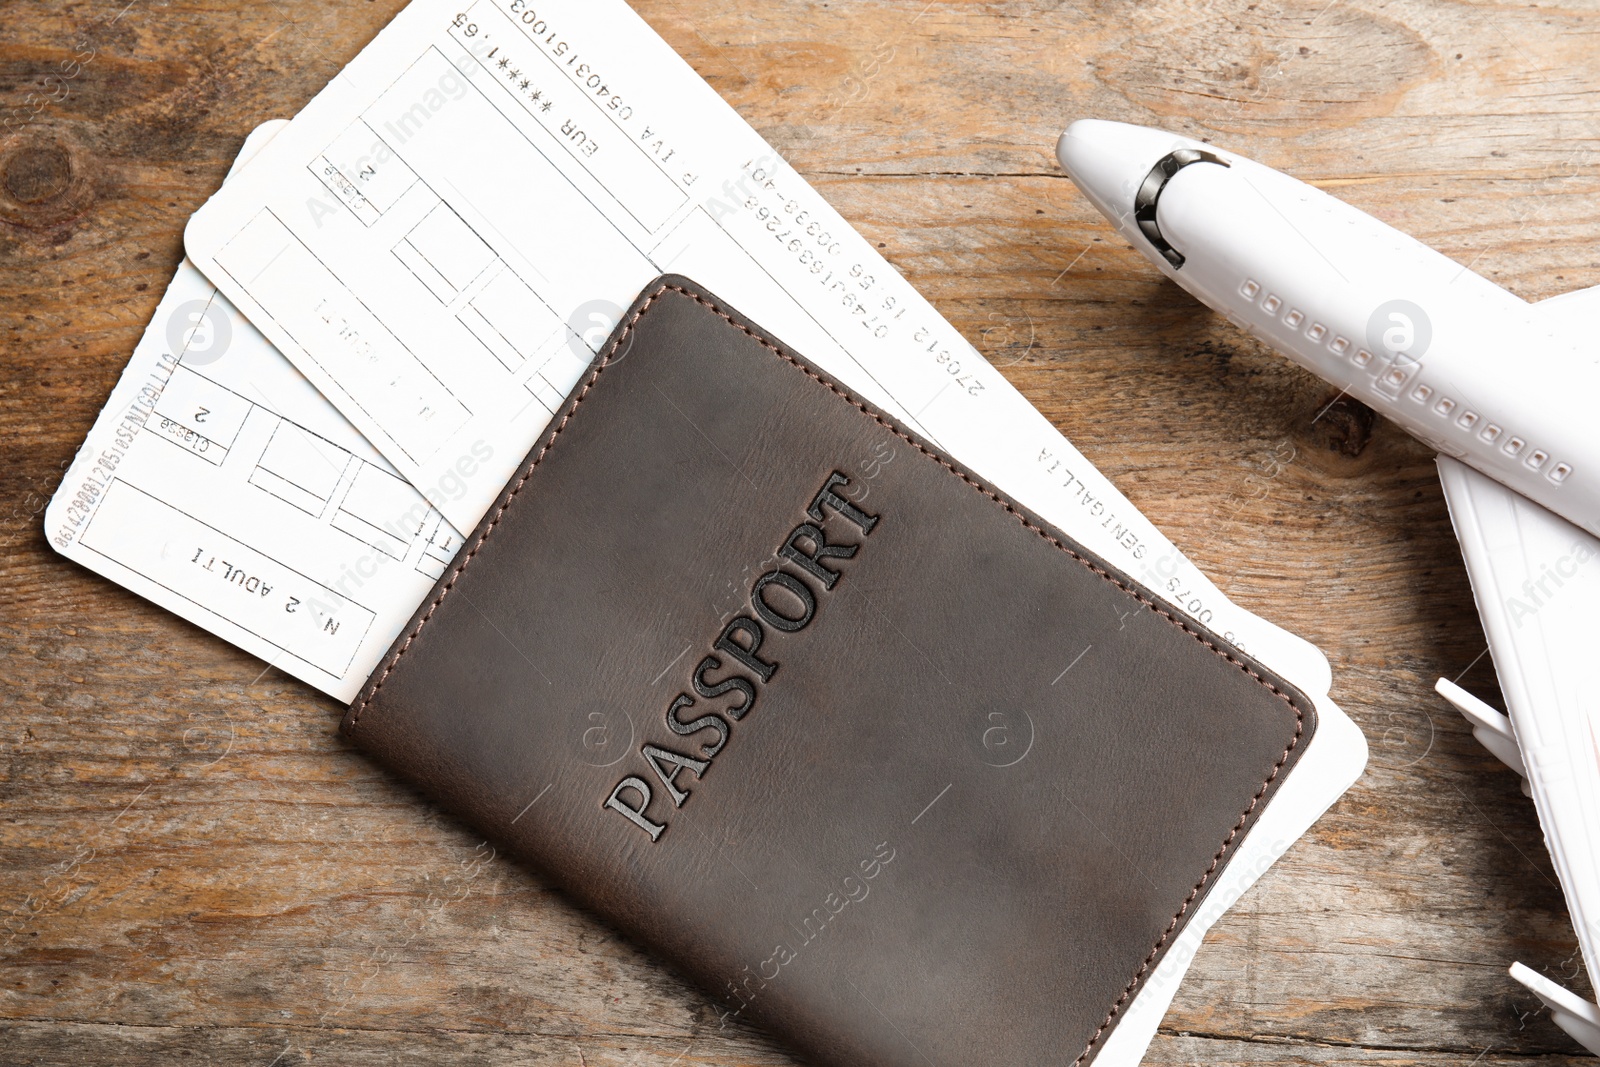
[1059, 122, 1600, 536]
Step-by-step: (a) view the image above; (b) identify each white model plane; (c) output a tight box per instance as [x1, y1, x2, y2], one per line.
[1057, 118, 1600, 1055]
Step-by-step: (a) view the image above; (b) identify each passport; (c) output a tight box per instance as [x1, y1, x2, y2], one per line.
[343, 275, 1316, 1067]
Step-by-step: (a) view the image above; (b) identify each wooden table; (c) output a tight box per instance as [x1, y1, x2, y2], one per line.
[3, 1, 1597, 1063]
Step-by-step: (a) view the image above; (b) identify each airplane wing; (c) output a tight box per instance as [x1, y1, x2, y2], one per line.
[1536, 283, 1600, 336]
[1435, 456, 1600, 992]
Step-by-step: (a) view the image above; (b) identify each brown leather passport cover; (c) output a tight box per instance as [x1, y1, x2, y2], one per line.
[343, 275, 1315, 1067]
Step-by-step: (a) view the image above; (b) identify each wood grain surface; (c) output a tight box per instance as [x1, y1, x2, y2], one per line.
[3, 1, 1599, 1064]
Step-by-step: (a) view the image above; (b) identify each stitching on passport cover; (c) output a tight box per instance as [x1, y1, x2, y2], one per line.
[346, 279, 1307, 1067]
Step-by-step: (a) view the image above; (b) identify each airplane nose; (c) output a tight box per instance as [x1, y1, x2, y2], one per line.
[1056, 120, 1212, 233]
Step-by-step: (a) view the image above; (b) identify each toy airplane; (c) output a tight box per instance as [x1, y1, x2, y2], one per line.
[1057, 118, 1600, 1055]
